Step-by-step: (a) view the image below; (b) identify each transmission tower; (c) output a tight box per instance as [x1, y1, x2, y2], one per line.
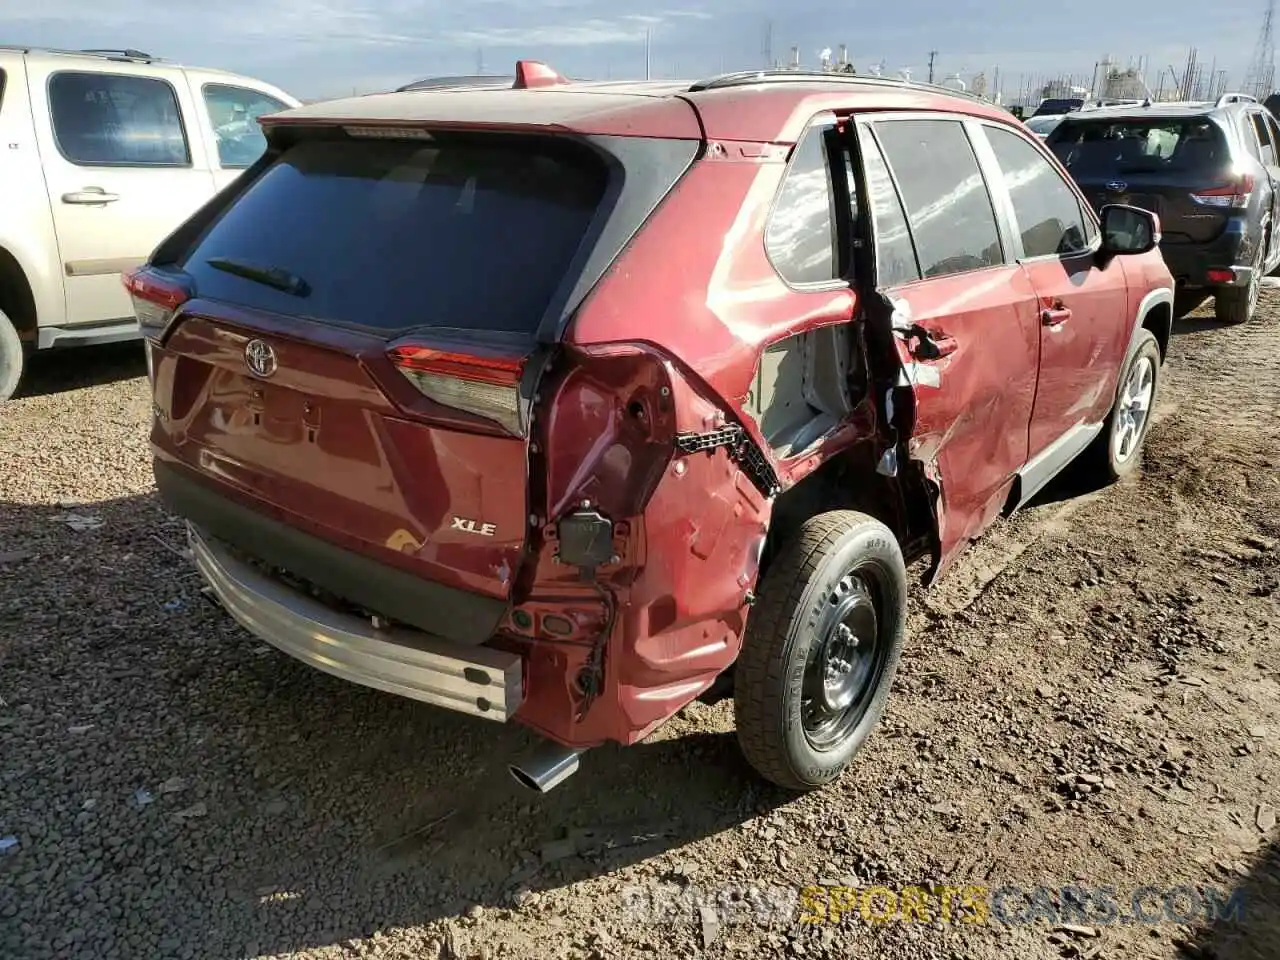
[1244, 0, 1277, 99]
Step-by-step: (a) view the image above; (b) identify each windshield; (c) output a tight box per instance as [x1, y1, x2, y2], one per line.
[1047, 117, 1228, 176]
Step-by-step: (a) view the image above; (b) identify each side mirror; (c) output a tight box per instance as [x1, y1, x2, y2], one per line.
[1099, 204, 1161, 256]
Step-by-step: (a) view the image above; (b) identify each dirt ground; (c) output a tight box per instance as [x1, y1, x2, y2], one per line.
[0, 295, 1277, 960]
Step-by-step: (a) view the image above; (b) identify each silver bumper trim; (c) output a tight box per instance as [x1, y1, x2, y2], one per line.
[187, 524, 523, 721]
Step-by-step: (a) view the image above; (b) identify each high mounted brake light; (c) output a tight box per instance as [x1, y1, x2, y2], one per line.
[123, 266, 193, 343]
[388, 346, 527, 436]
[1190, 172, 1255, 209]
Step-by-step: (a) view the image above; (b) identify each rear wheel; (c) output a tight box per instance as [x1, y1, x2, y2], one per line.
[0, 309, 25, 402]
[1214, 241, 1264, 325]
[734, 510, 906, 792]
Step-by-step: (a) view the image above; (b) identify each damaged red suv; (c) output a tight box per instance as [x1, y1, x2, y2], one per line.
[130, 62, 1175, 793]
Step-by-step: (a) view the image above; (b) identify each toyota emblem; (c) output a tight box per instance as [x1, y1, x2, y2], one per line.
[244, 339, 277, 378]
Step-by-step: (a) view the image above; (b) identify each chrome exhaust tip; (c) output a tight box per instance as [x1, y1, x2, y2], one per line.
[508, 741, 585, 793]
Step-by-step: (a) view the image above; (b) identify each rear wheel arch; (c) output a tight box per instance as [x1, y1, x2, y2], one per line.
[0, 246, 38, 344]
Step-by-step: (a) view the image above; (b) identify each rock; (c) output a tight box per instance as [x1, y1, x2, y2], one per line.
[1257, 804, 1277, 833]
[699, 906, 720, 950]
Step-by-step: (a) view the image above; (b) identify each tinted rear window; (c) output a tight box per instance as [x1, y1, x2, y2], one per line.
[182, 136, 606, 335]
[1048, 117, 1228, 176]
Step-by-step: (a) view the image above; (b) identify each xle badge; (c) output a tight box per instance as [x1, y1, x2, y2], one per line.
[451, 516, 497, 537]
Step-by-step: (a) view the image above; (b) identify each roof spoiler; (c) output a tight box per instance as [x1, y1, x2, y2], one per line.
[513, 60, 570, 89]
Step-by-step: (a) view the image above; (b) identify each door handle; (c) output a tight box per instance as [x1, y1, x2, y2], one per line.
[1041, 306, 1072, 326]
[61, 189, 119, 205]
[906, 324, 958, 360]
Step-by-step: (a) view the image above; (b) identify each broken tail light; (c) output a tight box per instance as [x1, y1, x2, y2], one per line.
[388, 345, 527, 436]
[1190, 173, 1255, 209]
[123, 266, 193, 343]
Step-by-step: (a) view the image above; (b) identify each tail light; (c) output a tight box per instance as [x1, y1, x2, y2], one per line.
[122, 266, 192, 343]
[388, 345, 526, 436]
[1190, 173, 1255, 208]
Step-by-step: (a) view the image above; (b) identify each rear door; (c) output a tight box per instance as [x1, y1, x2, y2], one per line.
[185, 76, 296, 192]
[26, 59, 217, 328]
[857, 116, 1041, 570]
[150, 131, 612, 609]
[979, 122, 1130, 464]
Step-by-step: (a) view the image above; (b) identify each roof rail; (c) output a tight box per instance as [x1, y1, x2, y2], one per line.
[395, 74, 515, 92]
[687, 69, 993, 104]
[81, 48, 157, 61]
[1216, 92, 1258, 106]
[0, 44, 160, 63]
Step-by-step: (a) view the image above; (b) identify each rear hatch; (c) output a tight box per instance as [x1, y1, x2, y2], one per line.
[1048, 114, 1239, 244]
[137, 126, 686, 642]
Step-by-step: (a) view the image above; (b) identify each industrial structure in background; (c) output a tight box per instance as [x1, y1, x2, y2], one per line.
[758, 3, 1277, 112]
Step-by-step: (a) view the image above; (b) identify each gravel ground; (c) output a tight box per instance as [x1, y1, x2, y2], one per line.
[1, 302, 1278, 960]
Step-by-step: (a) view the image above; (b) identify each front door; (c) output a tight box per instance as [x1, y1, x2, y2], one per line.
[978, 122, 1131, 460]
[26, 62, 217, 328]
[857, 117, 1041, 572]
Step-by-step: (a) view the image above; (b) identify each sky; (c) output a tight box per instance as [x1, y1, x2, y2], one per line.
[1, 0, 1271, 102]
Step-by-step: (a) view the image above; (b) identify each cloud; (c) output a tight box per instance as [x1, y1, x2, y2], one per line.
[0, 0, 1262, 101]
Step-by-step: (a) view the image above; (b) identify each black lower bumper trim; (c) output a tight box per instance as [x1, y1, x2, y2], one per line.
[153, 460, 506, 646]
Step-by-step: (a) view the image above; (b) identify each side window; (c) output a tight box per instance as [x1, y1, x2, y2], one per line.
[1242, 117, 1264, 161]
[857, 128, 921, 286]
[1266, 114, 1280, 163]
[765, 125, 838, 285]
[1251, 113, 1276, 165]
[985, 125, 1091, 259]
[202, 83, 289, 168]
[0, 69, 7, 113]
[48, 72, 189, 166]
[873, 119, 1003, 279]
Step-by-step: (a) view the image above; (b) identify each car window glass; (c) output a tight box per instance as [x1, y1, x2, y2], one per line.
[765, 125, 838, 285]
[873, 119, 1003, 278]
[49, 72, 189, 166]
[1050, 118, 1227, 175]
[857, 128, 920, 286]
[202, 83, 289, 168]
[1251, 113, 1276, 165]
[986, 125, 1091, 259]
[1242, 117, 1264, 160]
[1266, 114, 1280, 163]
[181, 137, 606, 337]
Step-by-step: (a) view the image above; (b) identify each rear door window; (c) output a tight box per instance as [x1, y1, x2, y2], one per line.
[765, 124, 839, 285]
[872, 119, 1004, 279]
[201, 83, 289, 168]
[1266, 114, 1280, 162]
[48, 71, 189, 166]
[857, 127, 920, 286]
[1250, 112, 1276, 165]
[985, 125, 1092, 259]
[181, 135, 606, 336]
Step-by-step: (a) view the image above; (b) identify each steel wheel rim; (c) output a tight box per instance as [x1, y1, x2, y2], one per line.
[801, 570, 885, 752]
[1112, 354, 1155, 464]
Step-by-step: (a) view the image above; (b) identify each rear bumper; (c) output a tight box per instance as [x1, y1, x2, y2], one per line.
[189, 523, 524, 720]
[153, 459, 507, 645]
[1161, 222, 1253, 288]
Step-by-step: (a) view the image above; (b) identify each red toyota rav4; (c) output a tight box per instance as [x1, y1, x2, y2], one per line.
[130, 63, 1174, 793]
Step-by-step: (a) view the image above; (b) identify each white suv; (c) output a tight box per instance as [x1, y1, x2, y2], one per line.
[0, 46, 298, 399]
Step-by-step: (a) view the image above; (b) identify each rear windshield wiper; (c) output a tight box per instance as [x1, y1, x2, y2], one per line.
[204, 257, 311, 297]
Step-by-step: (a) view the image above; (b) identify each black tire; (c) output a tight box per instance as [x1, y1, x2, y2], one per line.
[1214, 241, 1264, 325]
[0, 308, 24, 402]
[734, 510, 907, 792]
[1082, 328, 1162, 483]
